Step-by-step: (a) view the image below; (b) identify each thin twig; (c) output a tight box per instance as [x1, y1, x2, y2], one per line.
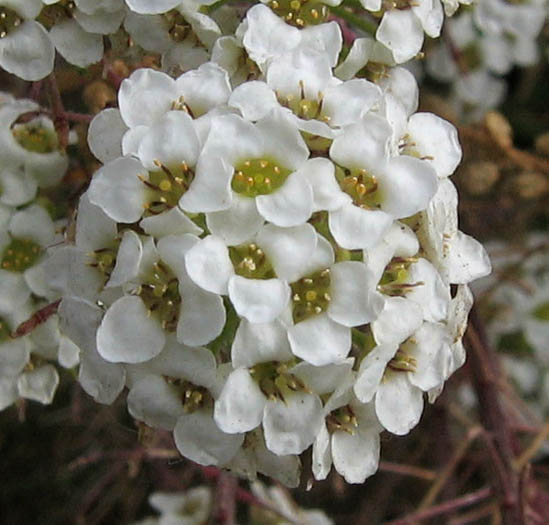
[384, 487, 493, 525]
[379, 461, 437, 481]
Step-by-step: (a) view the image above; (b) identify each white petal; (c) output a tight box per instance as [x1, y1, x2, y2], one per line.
[9, 204, 55, 246]
[106, 230, 142, 288]
[228, 81, 278, 121]
[178, 278, 226, 346]
[96, 296, 166, 364]
[0, 166, 37, 206]
[288, 313, 351, 366]
[232, 319, 292, 368]
[291, 358, 355, 395]
[354, 344, 397, 403]
[312, 423, 332, 481]
[88, 157, 146, 223]
[125, 0, 182, 14]
[75, 192, 117, 252]
[137, 111, 200, 170]
[214, 368, 266, 433]
[379, 156, 438, 219]
[331, 426, 380, 483]
[372, 297, 424, 346]
[377, 10, 424, 64]
[49, 19, 103, 67]
[128, 375, 185, 430]
[178, 155, 233, 213]
[256, 171, 313, 227]
[328, 261, 384, 327]
[407, 113, 462, 178]
[228, 276, 290, 324]
[17, 365, 59, 404]
[118, 68, 177, 128]
[256, 223, 318, 282]
[174, 410, 244, 466]
[256, 109, 309, 171]
[376, 372, 423, 435]
[0, 21, 54, 81]
[329, 203, 393, 250]
[184, 235, 234, 294]
[299, 157, 351, 212]
[140, 206, 202, 238]
[446, 231, 492, 284]
[263, 392, 323, 455]
[206, 194, 264, 246]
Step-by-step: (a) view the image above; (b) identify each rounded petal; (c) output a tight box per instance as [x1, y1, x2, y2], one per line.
[118, 69, 177, 128]
[256, 171, 313, 227]
[377, 10, 424, 64]
[228, 80, 278, 121]
[206, 194, 264, 246]
[407, 113, 462, 178]
[0, 166, 37, 206]
[49, 19, 103, 67]
[128, 375, 185, 430]
[228, 276, 290, 324]
[376, 372, 423, 435]
[178, 279, 226, 346]
[232, 319, 292, 368]
[263, 392, 323, 455]
[88, 157, 146, 223]
[288, 313, 351, 366]
[106, 230, 142, 288]
[184, 235, 234, 294]
[140, 206, 202, 238]
[96, 296, 166, 364]
[174, 410, 244, 466]
[256, 223, 318, 282]
[17, 364, 59, 404]
[331, 426, 380, 483]
[137, 111, 200, 170]
[372, 297, 424, 346]
[380, 156, 438, 219]
[0, 21, 54, 81]
[329, 204, 393, 250]
[328, 261, 384, 327]
[214, 368, 266, 433]
[354, 344, 397, 403]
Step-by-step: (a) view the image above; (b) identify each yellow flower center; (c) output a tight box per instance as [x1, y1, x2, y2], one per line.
[291, 268, 331, 323]
[1, 238, 42, 272]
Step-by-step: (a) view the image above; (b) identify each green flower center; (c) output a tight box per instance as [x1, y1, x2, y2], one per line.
[335, 166, 382, 209]
[138, 261, 181, 332]
[0, 316, 11, 343]
[268, 0, 329, 27]
[232, 158, 291, 198]
[1, 238, 42, 272]
[249, 361, 306, 401]
[12, 122, 58, 154]
[326, 405, 359, 435]
[0, 6, 22, 38]
[378, 256, 424, 297]
[229, 243, 275, 280]
[532, 301, 549, 322]
[141, 160, 193, 216]
[291, 268, 331, 323]
[88, 241, 120, 283]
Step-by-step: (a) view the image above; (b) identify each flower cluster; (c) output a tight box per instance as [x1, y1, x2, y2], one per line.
[47, 4, 492, 486]
[476, 236, 549, 419]
[426, 0, 548, 120]
[134, 481, 333, 524]
[0, 94, 78, 410]
[0, 0, 479, 82]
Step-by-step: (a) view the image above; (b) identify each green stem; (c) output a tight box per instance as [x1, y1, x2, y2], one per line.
[330, 5, 377, 36]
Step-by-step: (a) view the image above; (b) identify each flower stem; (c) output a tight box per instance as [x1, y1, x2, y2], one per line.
[330, 6, 377, 36]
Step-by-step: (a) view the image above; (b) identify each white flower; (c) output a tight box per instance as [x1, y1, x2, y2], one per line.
[179, 109, 314, 228]
[96, 233, 226, 364]
[354, 321, 452, 434]
[0, 99, 68, 187]
[0, 0, 55, 80]
[229, 47, 382, 138]
[328, 113, 438, 250]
